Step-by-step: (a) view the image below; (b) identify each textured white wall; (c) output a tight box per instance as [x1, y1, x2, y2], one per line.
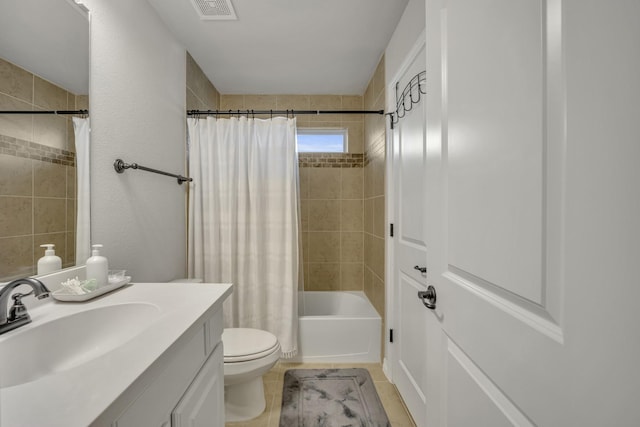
[84, 0, 187, 281]
[385, 0, 426, 83]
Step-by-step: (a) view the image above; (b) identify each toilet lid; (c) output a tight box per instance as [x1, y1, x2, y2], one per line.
[223, 328, 280, 362]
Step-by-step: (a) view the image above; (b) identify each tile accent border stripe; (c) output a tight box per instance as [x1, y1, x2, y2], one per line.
[0, 134, 75, 166]
[299, 153, 363, 168]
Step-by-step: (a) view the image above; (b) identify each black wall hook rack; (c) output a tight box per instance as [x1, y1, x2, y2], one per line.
[113, 159, 192, 185]
[388, 71, 426, 129]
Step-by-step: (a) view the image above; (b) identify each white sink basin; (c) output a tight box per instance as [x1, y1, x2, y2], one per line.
[0, 302, 160, 388]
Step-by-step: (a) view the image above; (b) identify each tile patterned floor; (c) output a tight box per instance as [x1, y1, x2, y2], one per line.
[225, 362, 416, 427]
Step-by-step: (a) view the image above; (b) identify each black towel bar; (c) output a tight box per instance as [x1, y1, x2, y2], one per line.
[113, 159, 192, 185]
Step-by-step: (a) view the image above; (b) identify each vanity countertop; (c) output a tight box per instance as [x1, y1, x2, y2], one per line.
[0, 282, 232, 427]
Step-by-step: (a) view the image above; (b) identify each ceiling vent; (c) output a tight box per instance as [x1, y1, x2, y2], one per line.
[190, 0, 238, 20]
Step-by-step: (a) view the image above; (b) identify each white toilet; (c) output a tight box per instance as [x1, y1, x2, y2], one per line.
[169, 279, 281, 421]
[222, 328, 281, 422]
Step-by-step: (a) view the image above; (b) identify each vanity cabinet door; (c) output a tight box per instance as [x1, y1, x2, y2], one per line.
[112, 326, 207, 427]
[171, 342, 224, 427]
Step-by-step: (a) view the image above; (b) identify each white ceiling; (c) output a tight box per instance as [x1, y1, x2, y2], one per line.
[0, 0, 89, 96]
[0, 0, 408, 97]
[147, 0, 409, 95]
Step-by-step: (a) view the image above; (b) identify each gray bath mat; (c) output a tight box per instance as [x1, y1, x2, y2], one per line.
[279, 368, 391, 427]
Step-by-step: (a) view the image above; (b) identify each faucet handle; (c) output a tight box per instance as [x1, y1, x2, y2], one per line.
[12, 291, 33, 302]
[8, 292, 31, 322]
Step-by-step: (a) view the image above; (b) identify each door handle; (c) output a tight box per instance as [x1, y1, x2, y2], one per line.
[414, 265, 427, 274]
[418, 285, 437, 309]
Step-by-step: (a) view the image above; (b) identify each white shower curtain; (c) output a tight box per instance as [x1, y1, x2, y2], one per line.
[73, 117, 91, 265]
[187, 116, 300, 357]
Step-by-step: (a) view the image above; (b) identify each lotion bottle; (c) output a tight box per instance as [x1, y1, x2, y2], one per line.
[86, 244, 109, 287]
[37, 244, 62, 275]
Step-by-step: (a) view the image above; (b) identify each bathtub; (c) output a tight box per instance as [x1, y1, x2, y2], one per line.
[291, 291, 381, 363]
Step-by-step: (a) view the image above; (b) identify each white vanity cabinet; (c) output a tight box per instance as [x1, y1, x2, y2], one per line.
[103, 311, 225, 427]
[1, 282, 232, 427]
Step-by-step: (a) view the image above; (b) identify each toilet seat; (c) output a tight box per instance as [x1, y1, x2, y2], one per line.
[223, 328, 280, 363]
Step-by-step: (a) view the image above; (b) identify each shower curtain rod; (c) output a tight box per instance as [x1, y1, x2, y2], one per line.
[0, 110, 89, 115]
[0, 109, 382, 117]
[187, 109, 384, 117]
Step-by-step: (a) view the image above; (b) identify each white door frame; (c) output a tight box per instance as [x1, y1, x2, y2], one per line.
[384, 30, 427, 381]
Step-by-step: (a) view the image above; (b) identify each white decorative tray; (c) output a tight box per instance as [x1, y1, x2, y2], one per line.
[52, 277, 132, 302]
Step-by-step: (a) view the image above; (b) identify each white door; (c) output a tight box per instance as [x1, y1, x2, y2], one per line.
[390, 42, 429, 426]
[424, 0, 640, 426]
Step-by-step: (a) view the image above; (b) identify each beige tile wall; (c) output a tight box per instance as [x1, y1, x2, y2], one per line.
[185, 53, 221, 269]
[220, 94, 365, 153]
[300, 163, 364, 292]
[363, 56, 387, 357]
[219, 94, 366, 292]
[186, 52, 220, 111]
[185, 59, 375, 296]
[0, 57, 81, 281]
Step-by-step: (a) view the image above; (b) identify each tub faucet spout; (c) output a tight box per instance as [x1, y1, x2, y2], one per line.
[0, 278, 50, 335]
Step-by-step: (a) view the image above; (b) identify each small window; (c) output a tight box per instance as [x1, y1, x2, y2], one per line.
[297, 128, 348, 153]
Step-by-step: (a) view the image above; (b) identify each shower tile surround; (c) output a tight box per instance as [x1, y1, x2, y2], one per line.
[364, 57, 387, 358]
[186, 52, 220, 111]
[219, 94, 367, 293]
[187, 55, 387, 356]
[0, 57, 83, 281]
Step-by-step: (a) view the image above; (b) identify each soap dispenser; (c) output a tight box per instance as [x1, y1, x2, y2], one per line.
[86, 244, 109, 287]
[37, 244, 62, 275]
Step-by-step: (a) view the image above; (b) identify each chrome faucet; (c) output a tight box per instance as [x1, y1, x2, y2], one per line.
[0, 278, 50, 335]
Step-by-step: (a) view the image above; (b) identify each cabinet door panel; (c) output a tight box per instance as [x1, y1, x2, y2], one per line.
[172, 343, 224, 427]
[115, 327, 206, 427]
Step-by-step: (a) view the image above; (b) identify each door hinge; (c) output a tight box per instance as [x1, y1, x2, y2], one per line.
[390, 223, 394, 237]
[389, 329, 394, 343]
